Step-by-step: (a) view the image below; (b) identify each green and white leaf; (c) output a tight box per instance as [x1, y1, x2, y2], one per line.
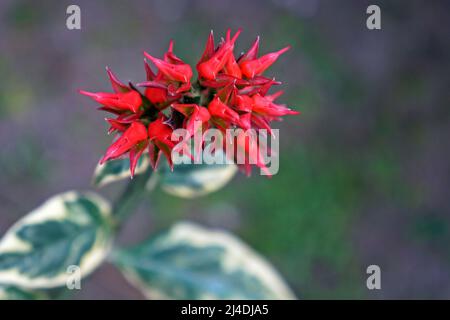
[0, 191, 113, 289]
[0, 284, 48, 300]
[156, 151, 237, 198]
[92, 155, 149, 187]
[112, 222, 295, 300]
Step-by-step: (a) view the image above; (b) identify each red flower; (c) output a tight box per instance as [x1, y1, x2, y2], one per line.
[208, 96, 240, 126]
[79, 68, 143, 114]
[80, 29, 299, 176]
[100, 121, 148, 165]
[197, 29, 241, 80]
[79, 90, 142, 114]
[172, 103, 210, 136]
[224, 53, 242, 79]
[148, 117, 176, 169]
[144, 52, 192, 83]
[251, 93, 299, 117]
[144, 87, 167, 104]
[138, 41, 193, 108]
[240, 46, 291, 78]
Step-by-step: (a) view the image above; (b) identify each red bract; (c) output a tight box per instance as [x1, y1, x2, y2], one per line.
[251, 93, 299, 117]
[148, 117, 176, 170]
[79, 90, 142, 113]
[208, 96, 240, 125]
[80, 29, 299, 176]
[172, 103, 210, 136]
[144, 52, 193, 83]
[144, 87, 167, 104]
[100, 121, 148, 165]
[240, 46, 291, 78]
[197, 29, 241, 80]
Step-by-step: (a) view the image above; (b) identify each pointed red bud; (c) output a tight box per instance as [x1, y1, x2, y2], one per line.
[172, 103, 210, 136]
[198, 30, 215, 65]
[251, 114, 274, 136]
[252, 94, 299, 117]
[79, 90, 142, 113]
[164, 40, 184, 64]
[187, 106, 210, 136]
[148, 118, 176, 170]
[144, 59, 156, 81]
[106, 67, 129, 93]
[145, 87, 168, 104]
[240, 46, 290, 78]
[235, 94, 253, 112]
[208, 96, 240, 124]
[238, 113, 252, 130]
[144, 52, 192, 83]
[238, 36, 260, 64]
[235, 130, 272, 176]
[129, 141, 148, 177]
[265, 90, 284, 102]
[100, 121, 148, 164]
[224, 53, 242, 78]
[197, 29, 241, 80]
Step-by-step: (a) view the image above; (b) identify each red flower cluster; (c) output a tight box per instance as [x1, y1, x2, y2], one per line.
[80, 29, 299, 176]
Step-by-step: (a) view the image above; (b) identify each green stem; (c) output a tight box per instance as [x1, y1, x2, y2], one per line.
[112, 168, 152, 227]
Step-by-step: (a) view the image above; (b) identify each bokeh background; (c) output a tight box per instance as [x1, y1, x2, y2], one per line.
[1, 0, 449, 299]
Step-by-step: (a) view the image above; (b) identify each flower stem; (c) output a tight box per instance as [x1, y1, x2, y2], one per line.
[112, 168, 152, 227]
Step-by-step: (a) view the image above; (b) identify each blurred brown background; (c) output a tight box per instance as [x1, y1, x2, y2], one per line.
[0, 0, 449, 299]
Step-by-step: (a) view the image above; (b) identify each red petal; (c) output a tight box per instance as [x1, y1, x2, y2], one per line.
[100, 121, 148, 164]
[129, 142, 148, 177]
[197, 30, 215, 65]
[240, 46, 290, 78]
[144, 59, 156, 81]
[106, 67, 129, 93]
[238, 36, 260, 64]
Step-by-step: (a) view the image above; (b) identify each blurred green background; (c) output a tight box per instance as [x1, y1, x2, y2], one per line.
[0, 0, 449, 299]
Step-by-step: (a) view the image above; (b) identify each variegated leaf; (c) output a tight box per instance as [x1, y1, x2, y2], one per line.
[0, 191, 113, 289]
[92, 155, 149, 187]
[157, 152, 237, 198]
[112, 222, 295, 300]
[0, 284, 47, 300]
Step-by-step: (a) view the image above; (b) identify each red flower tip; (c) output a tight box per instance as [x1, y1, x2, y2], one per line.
[105, 67, 129, 93]
[173, 103, 211, 136]
[252, 94, 298, 117]
[145, 87, 167, 104]
[143, 51, 192, 83]
[198, 30, 215, 65]
[224, 53, 242, 78]
[100, 121, 148, 164]
[238, 112, 252, 130]
[79, 89, 142, 113]
[197, 29, 241, 80]
[78, 89, 96, 98]
[240, 45, 291, 78]
[225, 28, 242, 45]
[129, 142, 148, 178]
[144, 59, 156, 81]
[167, 39, 174, 53]
[239, 36, 260, 64]
[148, 117, 176, 169]
[208, 96, 240, 124]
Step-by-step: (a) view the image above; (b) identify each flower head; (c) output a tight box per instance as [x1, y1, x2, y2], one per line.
[80, 29, 299, 177]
